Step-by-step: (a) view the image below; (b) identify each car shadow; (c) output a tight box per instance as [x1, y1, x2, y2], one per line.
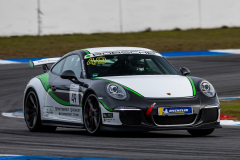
[55, 128, 219, 138]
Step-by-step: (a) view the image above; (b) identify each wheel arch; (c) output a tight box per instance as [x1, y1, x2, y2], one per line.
[23, 87, 35, 107]
[82, 88, 98, 107]
[23, 78, 48, 119]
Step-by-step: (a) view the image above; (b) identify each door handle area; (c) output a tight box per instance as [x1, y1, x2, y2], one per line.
[51, 86, 56, 91]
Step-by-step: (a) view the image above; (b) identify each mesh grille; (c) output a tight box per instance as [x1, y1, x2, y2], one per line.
[201, 108, 218, 123]
[153, 115, 196, 125]
[119, 111, 142, 125]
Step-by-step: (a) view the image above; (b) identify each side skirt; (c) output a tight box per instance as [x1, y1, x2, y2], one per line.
[42, 120, 85, 129]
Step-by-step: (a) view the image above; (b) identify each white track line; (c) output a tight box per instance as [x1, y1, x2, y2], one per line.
[0, 60, 20, 64]
[210, 49, 240, 54]
[1, 112, 23, 118]
[0, 154, 22, 156]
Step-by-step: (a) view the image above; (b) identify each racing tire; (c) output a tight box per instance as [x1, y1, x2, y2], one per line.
[83, 94, 101, 135]
[187, 129, 215, 137]
[24, 89, 57, 132]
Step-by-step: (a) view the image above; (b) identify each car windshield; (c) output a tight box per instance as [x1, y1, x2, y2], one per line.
[84, 54, 179, 78]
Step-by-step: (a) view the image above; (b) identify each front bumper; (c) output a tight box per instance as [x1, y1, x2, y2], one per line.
[100, 104, 221, 131]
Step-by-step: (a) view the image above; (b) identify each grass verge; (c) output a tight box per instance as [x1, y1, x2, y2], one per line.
[220, 99, 240, 120]
[0, 28, 240, 59]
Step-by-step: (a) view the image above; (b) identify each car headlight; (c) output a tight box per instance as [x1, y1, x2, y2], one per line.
[199, 80, 216, 97]
[106, 83, 127, 100]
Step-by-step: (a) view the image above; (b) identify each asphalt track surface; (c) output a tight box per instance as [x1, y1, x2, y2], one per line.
[0, 55, 240, 159]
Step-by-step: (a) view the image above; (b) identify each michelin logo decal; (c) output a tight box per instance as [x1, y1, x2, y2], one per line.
[158, 107, 193, 115]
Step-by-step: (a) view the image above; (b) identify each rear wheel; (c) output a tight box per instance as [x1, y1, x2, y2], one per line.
[187, 129, 214, 137]
[83, 94, 101, 135]
[24, 89, 56, 132]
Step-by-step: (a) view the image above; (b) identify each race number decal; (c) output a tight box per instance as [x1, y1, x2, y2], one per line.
[70, 92, 79, 105]
[70, 84, 80, 105]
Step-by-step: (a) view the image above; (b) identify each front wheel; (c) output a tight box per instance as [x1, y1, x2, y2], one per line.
[83, 94, 101, 135]
[187, 129, 214, 137]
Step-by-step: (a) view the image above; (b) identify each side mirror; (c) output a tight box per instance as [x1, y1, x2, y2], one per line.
[60, 70, 88, 87]
[179, 67, 190, 76]
[60, 70, 77, 80]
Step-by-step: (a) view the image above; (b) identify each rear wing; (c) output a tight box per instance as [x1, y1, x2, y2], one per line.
[29, 57, 61, 73]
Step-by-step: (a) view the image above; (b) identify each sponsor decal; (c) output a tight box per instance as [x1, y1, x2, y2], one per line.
[44, 106, 54, 117]
[158, 107, 193, 116]
[103, 113, 113, 118]
[44, 105, 82, 119]
[70, 84, 79, 91]
[92, 73, 99, 77]
[55, 106, 82, 120]
[55, 107, 70, 112]
[104, 118, 115, 122]
[87, 57, 106, 65]
[46, 107, 53, 114]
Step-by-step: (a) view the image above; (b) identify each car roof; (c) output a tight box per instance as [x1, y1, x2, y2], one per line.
[84, 47, 153, 53]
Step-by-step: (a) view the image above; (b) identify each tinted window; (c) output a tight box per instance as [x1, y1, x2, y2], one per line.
[84, 54, 179, 78]
[52, 59, 65, 75]
[62, 55, 82, 78]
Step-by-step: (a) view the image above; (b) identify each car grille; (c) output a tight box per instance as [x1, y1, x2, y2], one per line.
[119, 111, 142, 125]
[153, 115, 196, 125]
[201, 108, 218, 123]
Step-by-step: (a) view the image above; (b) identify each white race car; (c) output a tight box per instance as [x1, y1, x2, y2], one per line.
[24, 47, 221, 136]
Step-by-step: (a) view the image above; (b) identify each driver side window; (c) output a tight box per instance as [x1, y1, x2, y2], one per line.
[62, 55, 82, 78]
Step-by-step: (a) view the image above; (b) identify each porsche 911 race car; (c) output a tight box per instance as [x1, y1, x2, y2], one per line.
[24, 47, 221, 136]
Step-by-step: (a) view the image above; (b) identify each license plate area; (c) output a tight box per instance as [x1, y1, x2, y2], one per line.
[158, 107, 193, 116]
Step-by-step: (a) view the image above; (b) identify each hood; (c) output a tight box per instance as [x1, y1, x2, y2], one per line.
[98, 75, 195, 98]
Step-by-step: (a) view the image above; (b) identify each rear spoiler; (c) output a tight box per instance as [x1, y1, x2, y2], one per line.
[29, 57, 61, 73]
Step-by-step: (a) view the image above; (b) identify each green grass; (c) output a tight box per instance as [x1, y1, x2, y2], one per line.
[1, 27, 240, 59]
[220, 99, 240, 120]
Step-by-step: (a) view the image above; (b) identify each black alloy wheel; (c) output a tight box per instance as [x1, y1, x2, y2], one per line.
[84, 94, 101, 135]
[187, 129, 215, 137]
[24, 89, 41, 131]
[24, 89, 56, 132]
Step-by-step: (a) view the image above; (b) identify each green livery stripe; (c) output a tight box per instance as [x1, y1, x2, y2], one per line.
[92, 77, 143, 97]
[36, 73, 78, 106]
[99, 100, 113, 112]
[82, 49, 90, 54]
[186, 76, 196, 96]
[37, 73, 50, 91]
[29, 60, 34, 68]
[120, 85, 143, 97]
